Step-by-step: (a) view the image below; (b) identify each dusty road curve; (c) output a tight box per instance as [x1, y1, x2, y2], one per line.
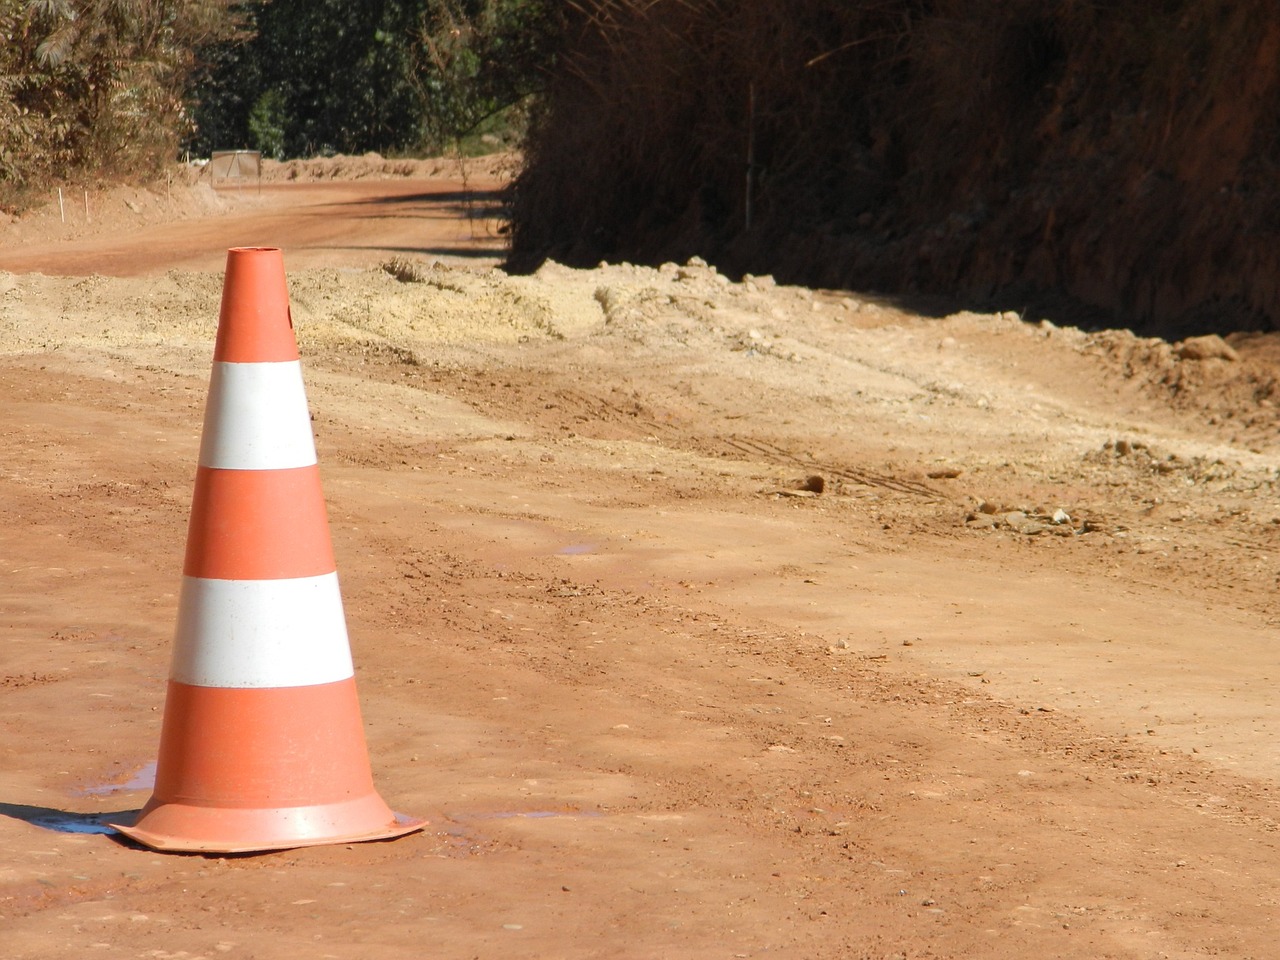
[0, 176, 506, 277]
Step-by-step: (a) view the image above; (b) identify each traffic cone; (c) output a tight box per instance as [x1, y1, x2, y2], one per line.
[112, 246, 425, 853]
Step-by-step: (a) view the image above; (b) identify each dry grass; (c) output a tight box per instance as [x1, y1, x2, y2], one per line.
[510, 0, 1280, 336]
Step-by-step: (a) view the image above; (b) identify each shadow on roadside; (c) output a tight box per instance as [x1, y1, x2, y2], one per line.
[0, 800, 136, 837]
[313, 244, 504, 260]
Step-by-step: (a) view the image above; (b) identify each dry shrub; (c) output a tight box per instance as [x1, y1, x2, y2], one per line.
[511, 0, 1280, 336]
[382, 256, 431, 283]
[0, 0, 242, 212]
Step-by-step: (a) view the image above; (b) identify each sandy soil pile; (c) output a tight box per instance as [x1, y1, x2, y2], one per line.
[260, 151, 519, 183]
[3, 167, 1280, 959]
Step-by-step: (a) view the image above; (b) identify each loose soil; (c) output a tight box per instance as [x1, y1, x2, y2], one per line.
[2, 155, 1280, 959]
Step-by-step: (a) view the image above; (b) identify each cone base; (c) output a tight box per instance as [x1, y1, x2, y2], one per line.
[110, 793, 425, 854]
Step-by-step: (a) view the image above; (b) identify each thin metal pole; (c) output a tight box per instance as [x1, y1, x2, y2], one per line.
[745, 81, 756, 231]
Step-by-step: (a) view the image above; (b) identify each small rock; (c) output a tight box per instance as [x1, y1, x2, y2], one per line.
[1051, 508, 1071, 524]
[977, 501, 1001, 515]
[1175, 334, 1239, 362]
[927, 467, 962, 479]
[800, 474, 825, 494]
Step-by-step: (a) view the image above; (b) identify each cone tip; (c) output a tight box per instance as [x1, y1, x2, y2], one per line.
[227, 246, 282, 256]
[215, 247, 297, 363]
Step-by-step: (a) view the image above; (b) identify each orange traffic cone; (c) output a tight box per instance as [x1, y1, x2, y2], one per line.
[112, 247, 424, 853]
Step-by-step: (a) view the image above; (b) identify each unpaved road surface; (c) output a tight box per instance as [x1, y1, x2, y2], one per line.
[4, 157, 1280, 959]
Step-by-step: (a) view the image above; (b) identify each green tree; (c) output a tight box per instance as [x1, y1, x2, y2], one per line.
[247, 88, 287, 159]
[187, 0, 426, 158]
[185, 0, 558, 159]
[408, 0, 558, 153]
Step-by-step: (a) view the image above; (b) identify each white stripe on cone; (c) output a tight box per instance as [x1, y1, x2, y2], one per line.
[199, 361, 318, 470]
[171, 573, 355, 688]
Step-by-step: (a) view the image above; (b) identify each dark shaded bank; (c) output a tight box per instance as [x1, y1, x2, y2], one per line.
[507, 1, 1280, 337]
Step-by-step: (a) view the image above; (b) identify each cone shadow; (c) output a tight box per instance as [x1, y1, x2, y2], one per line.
[0, 800, 135, 836]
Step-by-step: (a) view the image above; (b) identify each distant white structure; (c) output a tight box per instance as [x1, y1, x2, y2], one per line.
[209, 150, 262, 191]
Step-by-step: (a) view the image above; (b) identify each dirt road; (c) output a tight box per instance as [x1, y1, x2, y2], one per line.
[3, 157, 1280, 959]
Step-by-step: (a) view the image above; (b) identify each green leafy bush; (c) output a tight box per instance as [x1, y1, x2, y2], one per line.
[186, 0, 555, 159]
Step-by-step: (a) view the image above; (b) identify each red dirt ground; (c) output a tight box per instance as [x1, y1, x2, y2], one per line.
[3, 156, 1280, 959]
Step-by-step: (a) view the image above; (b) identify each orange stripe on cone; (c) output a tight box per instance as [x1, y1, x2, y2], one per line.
[111, 247, 424, 853]
[152, 682, 373, 805]
[184, 466, 335, 580]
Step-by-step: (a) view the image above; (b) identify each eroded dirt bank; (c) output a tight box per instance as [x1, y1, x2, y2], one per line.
[513, 3, 1280, 338]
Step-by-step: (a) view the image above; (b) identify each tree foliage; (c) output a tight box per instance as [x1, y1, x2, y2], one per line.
[0, 0, 242, 205]
[406, 0, 558, 152]
[186, 0, 557, 159]
[1, 0, 554, 208]
[186, 0, 425, 158]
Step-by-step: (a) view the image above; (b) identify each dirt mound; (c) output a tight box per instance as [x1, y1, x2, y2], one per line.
[261, 151, 519, 183]
[0, 164, 223, 247]
[1081, 327, 1280, 451]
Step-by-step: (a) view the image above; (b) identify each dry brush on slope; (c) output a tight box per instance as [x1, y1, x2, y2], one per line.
[509, 0, 1280, 338]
